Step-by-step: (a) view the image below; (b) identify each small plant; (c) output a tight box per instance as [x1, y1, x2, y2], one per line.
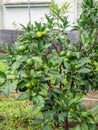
[0, 98, 42, 130]
[0, 0, 98, 130]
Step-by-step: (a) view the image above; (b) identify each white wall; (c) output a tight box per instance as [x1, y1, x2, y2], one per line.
[0, 0, 3, 28]
[2, 0, 80, 29]
[3, 6, 49, 29]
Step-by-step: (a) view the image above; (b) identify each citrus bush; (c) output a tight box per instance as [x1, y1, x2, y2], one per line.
[0, 0, 98, 130]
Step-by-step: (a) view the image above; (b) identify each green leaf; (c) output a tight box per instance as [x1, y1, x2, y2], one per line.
[52, 87, 61, 94]
[32, 105, 41, 115]
[80, 33, 85, 44]
[33, 95, 45, 107]
[68, 94, 82, 107]
[81, 123, 88, 130]
[16, 55, 23, 61]
[39, 89, 47, 97]
[50, 72, 63, 84]
[91, 104, 98, 113]
[75, 52, 81, 59]
[78, 57, 89, 67]
[0, 61, 9, 72]
[9, 81, 18, 91]
[74, 124, 81, 130]
[42, 124, 52, 130]
[3, 85, 10, 97]
[59, 112, 67, 121]
[45, 14, 52, 24]
[87, 117, 95, 124]
[42, 43, 52, 50]
[43, 110, 56, 118]
[55, 74, 63, 84]
[32, 119, 44, 124]
[19, 70, 28, 78]
[20, 23, 27, 30]
[3, 81, 18, 97]
[17, 80, 27, 89]
[50, 75, 56, 84]
[0, 71, 6, 85]
[78, 67, 91, 74]
[74, 93, 83, 103]
[63, 96, 69, 106]
[17, 92, 31, 100]
[32, 56, 42, 64]
[68, 98, 77, 107]
[11, 61, 22, 71]
[37, 95, 45, 107]
[88, 123, 96, 130]
[61, 2, 69, 11]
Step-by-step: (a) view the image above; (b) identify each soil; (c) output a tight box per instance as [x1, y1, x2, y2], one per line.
[83, 91, 98, 109]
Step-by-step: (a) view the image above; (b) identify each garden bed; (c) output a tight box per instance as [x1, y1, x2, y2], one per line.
[0, 92, 98, 130]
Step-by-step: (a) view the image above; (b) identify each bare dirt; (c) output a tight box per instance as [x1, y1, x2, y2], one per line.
[83, 91, 98, 109]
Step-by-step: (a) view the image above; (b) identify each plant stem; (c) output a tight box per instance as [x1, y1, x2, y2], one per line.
[60, 65, 62, 89]
[64, 116, 69, 130]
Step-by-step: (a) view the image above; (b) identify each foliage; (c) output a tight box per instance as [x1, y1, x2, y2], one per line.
[0, 61, 9, 87]
[0, 98, 98, 130]
[0, 61, 9, 72]
[0, 0, 98, 130]
[73, 0, 98, 91]
[0, 98, 42, 130]
[91, 104, 98, 123]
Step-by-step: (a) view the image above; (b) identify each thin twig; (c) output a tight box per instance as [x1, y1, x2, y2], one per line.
[51, 40, 60, 54]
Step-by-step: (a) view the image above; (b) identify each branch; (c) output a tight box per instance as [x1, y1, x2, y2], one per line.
[50, 40, 60, 54]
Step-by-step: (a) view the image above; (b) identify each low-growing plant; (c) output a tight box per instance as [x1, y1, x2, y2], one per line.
[0, 98, 42, 130]
[0, 0, 98, 130]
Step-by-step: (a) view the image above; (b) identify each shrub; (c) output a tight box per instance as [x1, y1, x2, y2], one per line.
[0, 0, 98, 130]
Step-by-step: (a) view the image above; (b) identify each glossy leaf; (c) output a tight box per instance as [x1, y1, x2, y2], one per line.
[78, 67, 91, 74]
[3, 81, 17, 97]
[81, 123, 88, 130]
[0, 71, 6, 85]
[42, 124, 52, 130]
[17, 91, 31, 100]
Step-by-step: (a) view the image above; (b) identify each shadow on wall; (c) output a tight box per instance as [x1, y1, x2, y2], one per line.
[0, 30, 79, 46]
[0, 30, 24, 46]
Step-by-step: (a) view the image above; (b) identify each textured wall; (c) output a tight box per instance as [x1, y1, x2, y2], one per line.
[0, 0, 3, 28]
[0, 30, 23, 45]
